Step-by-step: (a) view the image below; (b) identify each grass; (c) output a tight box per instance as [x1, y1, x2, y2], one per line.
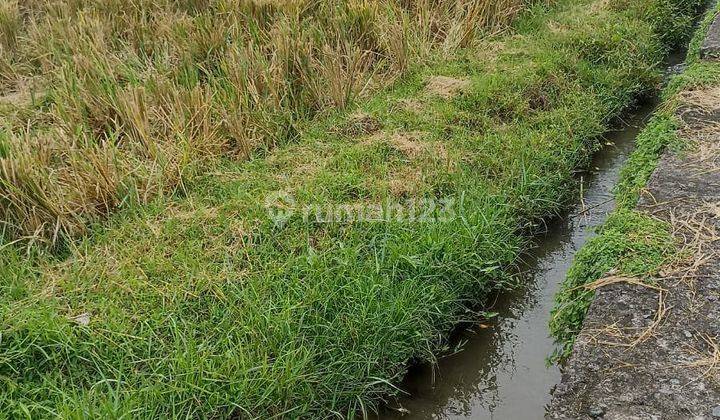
[550, 0, 720, 361]
[549, 210, 677, 359]
[0, 0, 529, 246]
[0, 0, 705, 417]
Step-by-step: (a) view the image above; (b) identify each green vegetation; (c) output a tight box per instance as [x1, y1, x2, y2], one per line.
[0, 0, 528, 245]
[550, 1, 720, 361]
[549, 210, 676, 359]
[1, 0, 705, 417]
[614, 114, 681, 209]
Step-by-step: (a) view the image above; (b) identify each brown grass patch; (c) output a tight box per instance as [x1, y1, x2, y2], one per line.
[389, 132, 428, 157]
[475, 40, 507, 62]
[338, 112, 383, 137]
[363, 131, 449, 162]
[547, 21, 570, 33]
[397, 98, 426, 114]
[590, 0, 612, 13]
[0, 77, 43, 108]
[425, 76, 471, 99]
[678, 86, 720, 111]
[672, 86, 720, 180]
[0, 89, 29, 106]
[389, 167, 423, 198]
[675, 125, 720, 178]
[684, 334, 720, 383]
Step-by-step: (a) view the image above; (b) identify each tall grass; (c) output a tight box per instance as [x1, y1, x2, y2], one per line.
[0, 0, 527, 245]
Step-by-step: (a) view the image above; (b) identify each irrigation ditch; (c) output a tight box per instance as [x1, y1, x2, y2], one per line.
[377, 51, 690, 419]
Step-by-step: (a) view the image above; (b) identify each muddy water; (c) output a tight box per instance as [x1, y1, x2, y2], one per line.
[379, 54, 686, 419]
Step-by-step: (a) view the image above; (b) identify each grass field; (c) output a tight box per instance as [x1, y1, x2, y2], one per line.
[0, 0, 526, 245]
[0, 0, 704, 417]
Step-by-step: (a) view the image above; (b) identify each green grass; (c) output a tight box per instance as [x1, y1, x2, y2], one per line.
[0, 0, 705, 417]
[0, 0, 530, 245]
[549, 210, 677, 359]
[550, 0, 720, 361]
[614, 114, 682, 208]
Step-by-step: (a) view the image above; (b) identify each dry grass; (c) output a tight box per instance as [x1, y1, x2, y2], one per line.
[678, 85, 720, 110]
[0, 0, 529, 245]
[579, 204, 720, 353]
[580, 274, 670, 348]
[676, 86, 720, 178]
[425, 75, 472, 99]
[685, 333, 720, 383]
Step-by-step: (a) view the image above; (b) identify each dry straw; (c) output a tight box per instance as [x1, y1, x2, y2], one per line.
[0, 0, 527, 245]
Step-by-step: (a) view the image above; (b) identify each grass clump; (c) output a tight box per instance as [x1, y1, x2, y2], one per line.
[550, 1, 720, 361]
[0, 0, 705, 417]
[549, 210, 676, 358]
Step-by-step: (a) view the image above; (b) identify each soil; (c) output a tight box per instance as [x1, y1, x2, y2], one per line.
[547, 86, 720, 419]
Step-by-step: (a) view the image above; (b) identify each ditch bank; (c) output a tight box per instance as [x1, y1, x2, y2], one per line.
[378, 81, 675, 419]
[548, 8, 720, 419]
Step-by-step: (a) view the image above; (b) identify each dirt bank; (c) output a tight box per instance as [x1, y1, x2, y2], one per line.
[548, 15, 720, 419]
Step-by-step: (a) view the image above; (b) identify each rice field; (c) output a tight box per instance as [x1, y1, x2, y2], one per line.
[0, 0, 526, 245]
[0, 0, 703, 417]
